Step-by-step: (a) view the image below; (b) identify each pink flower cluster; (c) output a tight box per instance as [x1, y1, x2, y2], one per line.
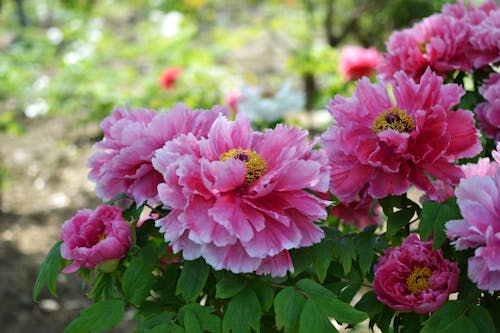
[475, 73, 500, 141]
[373, 234, 459, 314]
[446, 151, 500, 292]
[321, 69, 481, 203]
[60, 205, 132, 273]
[379, 1, 499, 82]
[338, 46, 382, 81]
[87, 103, 226, 204]
[152, 113, 330, 276]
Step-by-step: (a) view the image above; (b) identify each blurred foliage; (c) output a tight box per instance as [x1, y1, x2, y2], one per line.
[0, 0, 450, 127]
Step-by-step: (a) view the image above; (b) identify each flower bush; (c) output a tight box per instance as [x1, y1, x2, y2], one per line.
[34, 1, 500, 332]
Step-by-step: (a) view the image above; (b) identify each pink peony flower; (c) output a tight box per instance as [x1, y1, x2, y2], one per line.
[475, 73, 500, 141]
[330, 198, 381, 230]
[461, 143, 500, 178]
[152, 113, 330, 276]
[158, 67, 183, 90]
[445, 168, 500, 292]
[321, 68, 481, 203]
[373, 234, 459, 314]
[88, 103, 226, 204]
[338, 46, 382, 81]
[60, 205, 132, 273]
[379, 1, 496, 82]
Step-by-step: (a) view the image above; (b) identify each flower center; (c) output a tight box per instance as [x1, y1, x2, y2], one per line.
[406, 266, 432, 295]
[418, 41, 428, 55]
[220, 148, 267, 183]
[372, 107, 415, 134]
[98, 232, 107, 242]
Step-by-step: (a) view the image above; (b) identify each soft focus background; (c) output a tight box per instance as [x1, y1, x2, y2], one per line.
[0, 0, 456, 331]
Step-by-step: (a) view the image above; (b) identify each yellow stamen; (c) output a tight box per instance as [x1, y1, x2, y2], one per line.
[220, 148, 267, 183]
[406, 266, 432, 295]
[98, 233, 107, 242]
[372, 107, 415, 134]
[418, 42, 427, 55]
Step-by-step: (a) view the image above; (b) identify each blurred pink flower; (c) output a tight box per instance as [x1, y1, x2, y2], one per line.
[475, 73, 500, 141]
[88, 103, 226, 204]
[446, 168, 500, 292]
[338, 46, 382, 81]
[321, 69, 481, 203]
[224, 89, 243, 115]
[158, 67, 183, 90]
[330, 199, 381, 230]
[152, 113, 330, 276]
[60, 205, 132, 273]
[373, 234, 459, 314]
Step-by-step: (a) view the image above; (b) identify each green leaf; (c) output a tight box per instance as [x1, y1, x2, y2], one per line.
[122, 245, 158, 306]
[179, 304, 221, 333]
[298, 299, 337, 333]
[419, 198, 461, 249]
[469, 304, 496, 333]
[176, 258, 210, 302]
[33, 241, 63, 301]
[386, 207, 414, 238]
[336, 237, 356, 275]
[223, 288, 261, 333]
[355, 227, 375, 276]
[421, 300, 478, 333]
[183, 309, 203, 333]
[274, 287, 306, 333]
[216, 275, 247, 299]
[250, 279, 274, 312]
[64, 299, 125, 333]
[290, 246, 314, 276]
[135, 312, 175, 332]
[143, 324, 171, 333]
[296, 279, 335, 298]
[311, 237, 334, 283]
[312, 294, 368, 325]
[354, 290, 384, 316]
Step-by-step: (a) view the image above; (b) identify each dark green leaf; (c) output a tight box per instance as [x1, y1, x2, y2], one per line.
[296, 279, 335, 298]
[336, 237, 356, 275]
[298, 299, 337, 333]
[216, 275, 247, 299]
[469, 304, 496, 333]
[122, 245, 158, 306]
[354, 290, 384, 316]
[355, 229, 374, 276]
[386, 207, 414, 238]
[33, 241, 63, 301]
[290, 246, 314, 276]
[337, 282, 362, 304]
[183, 309, 203, 333]
[143, 324, 171, 333]
[311, 237, 334, 282]
[274, 287, 306, 333]
[421, 300, 476, 333]
[64, 299, 125, 333]
[250, 279, 274, 312]
[223, 288, 261, 333]
[179, 304, 221, 333]
[419, 198, 461, 249]
[135, 312, 175, 332]
[176, 258, 210, 302]
[312, 294, 368, 325]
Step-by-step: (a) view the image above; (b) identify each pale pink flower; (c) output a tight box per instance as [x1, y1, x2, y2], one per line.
[475, 73, 500, 141]
[338, 46, 382, 81]
[321, 69, 481, 203]
[60, 205, 132, 273]
[88, 104, 226, 204]
[158, 67, 183, 90]
[446, 168, 500, 292]
[152, 113, 330, 276]
[373, 234, 459, 314]
[224, 89, 243, 115]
